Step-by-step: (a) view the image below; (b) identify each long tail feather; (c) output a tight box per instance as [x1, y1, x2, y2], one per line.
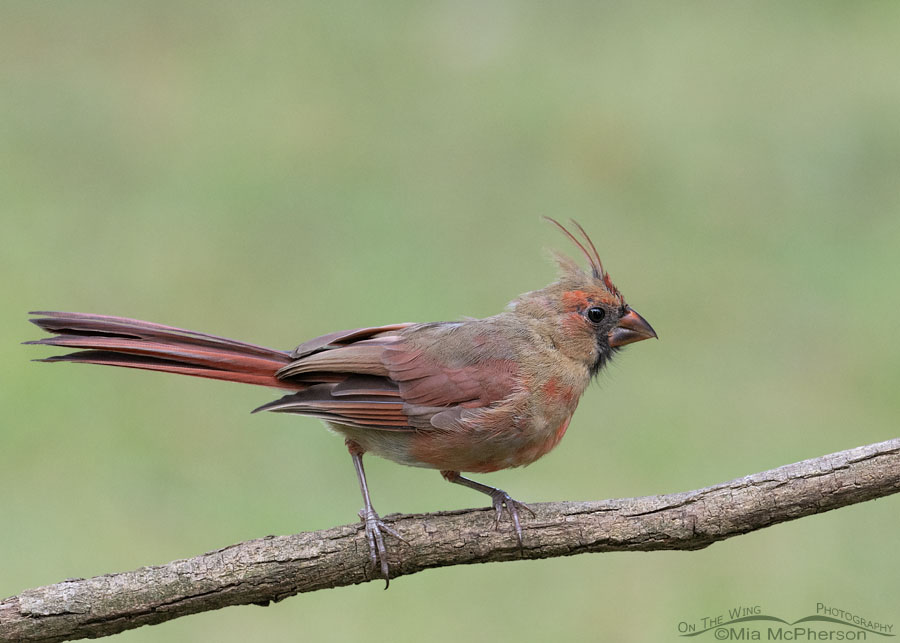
[27, 311, 300, 390]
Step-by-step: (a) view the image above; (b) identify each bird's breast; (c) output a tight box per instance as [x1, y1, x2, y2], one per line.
[504, 412, 573, 469]
[404, 370, 584, 473]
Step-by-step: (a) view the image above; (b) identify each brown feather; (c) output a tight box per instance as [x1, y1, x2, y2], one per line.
[253, 384, 412, 430]
[290, 323, 414, 358]
[277, 343, 392, 378]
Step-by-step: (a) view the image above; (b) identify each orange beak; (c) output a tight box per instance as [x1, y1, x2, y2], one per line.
[608, 307, 657, 348]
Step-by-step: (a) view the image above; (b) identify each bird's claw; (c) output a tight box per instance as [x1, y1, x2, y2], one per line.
[358, 508, 403, 588]
[488, 490, 535, 546]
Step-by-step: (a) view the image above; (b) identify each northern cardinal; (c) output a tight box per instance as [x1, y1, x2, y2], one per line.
[27, 218, 656, 585]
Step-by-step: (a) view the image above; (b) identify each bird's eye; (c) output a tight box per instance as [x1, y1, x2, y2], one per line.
[586, 307, 606, 323]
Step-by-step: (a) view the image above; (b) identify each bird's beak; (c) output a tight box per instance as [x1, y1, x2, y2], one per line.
[608, 307, 657, 347]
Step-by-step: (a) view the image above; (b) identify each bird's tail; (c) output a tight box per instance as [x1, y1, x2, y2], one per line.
[26, 311, 300, 390]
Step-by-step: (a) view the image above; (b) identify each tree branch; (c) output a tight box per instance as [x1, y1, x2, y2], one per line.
[2, 438, 898, 643]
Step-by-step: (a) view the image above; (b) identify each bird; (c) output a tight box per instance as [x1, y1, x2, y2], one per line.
[26, 218, 656, 586]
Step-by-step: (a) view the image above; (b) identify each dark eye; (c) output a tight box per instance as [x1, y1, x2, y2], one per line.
[586, 307, 606, 323]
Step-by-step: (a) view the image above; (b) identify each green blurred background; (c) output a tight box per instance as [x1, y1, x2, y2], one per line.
[2, 2, 899, 641]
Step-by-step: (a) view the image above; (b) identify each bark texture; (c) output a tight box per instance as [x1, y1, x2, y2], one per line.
[2, 438, 898, 643]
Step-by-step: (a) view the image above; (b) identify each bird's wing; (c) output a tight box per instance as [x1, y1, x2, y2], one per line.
[289, 323, 416, 358]
[256, 321, 521, 431]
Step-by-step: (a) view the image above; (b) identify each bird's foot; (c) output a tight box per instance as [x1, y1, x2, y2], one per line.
[358, 507, 404, 588]
[486, 489, 536, 547]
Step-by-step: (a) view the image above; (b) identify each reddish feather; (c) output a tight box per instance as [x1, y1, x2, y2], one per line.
[30, 311, 287, 359]
[382, 345, 519, 408]
[27, 312, 298, 390]
[29, 335, 285, 375]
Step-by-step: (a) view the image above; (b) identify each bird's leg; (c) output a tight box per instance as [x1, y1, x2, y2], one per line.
[347, 440, 401, 588]
[440, 470, 535, 546]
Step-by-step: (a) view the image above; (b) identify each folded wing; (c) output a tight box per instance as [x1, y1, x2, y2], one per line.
[260, 321, 521, 431]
